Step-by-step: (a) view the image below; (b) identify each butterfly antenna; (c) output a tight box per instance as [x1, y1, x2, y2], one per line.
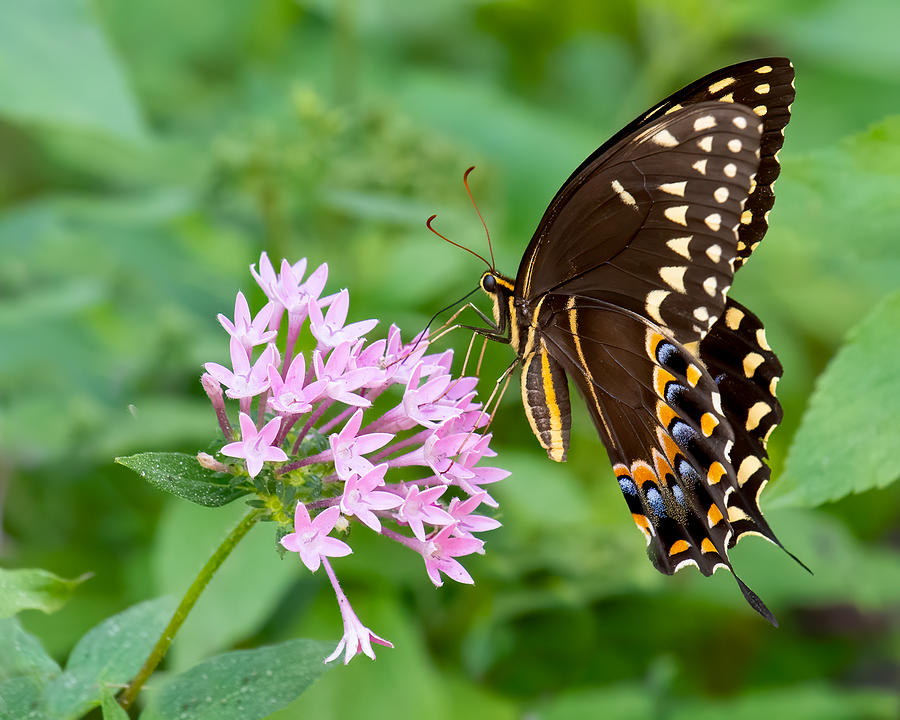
[463, 166, 495, 270]
[426, 215, 492, 269]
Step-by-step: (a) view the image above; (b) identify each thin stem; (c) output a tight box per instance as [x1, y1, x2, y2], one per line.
[118, 507, 266, 711]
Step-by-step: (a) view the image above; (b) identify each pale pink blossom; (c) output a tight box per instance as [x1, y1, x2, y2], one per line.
[309, 289, 379, 348]
[339, 465, 402, 532]
[420, 524, 484, 587]
[280, 504, 351, 572]
[330, 409, 392, 479]
[221, 413, 287, 477]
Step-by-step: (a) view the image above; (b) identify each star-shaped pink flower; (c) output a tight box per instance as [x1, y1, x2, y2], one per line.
[419, 524, 484, 587]
[204, 338, 277, 400]
[267, 353, 325, 415]
[217, 291, 277, 352]
[280, 504, 351, 572]
[339, 464, 402, 532]
[329, 409, 393, 479]
[308, 289, 378, 348]
[323, 562, 393, 664]
[313, 343, 380, 407]
[221, 412, 288, 477]
[397, 485, 453, 541]
[401, 363, 462, 428]
[447, 491, 501, 540]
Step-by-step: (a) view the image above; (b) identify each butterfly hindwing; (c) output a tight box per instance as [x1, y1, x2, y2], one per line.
[537, 296, 779, 622]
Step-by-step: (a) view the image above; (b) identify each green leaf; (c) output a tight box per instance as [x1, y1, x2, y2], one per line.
[0, 568, 90, 618]
[0, 618, 60, 720]
[768, 290, 900, 508]
[139, 639, 332, 720]
[116, 452, 250, 507]
[100, 689, 130, 720]
[153, 501, 297, 671]
[44, 597, 176, 720]
[0, 0, 145, 141]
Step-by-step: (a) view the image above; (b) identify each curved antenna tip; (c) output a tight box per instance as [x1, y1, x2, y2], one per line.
[463, 165, 476, 181]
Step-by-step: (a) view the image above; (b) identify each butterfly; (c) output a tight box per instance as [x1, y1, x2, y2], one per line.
[439, 58, 805, 625]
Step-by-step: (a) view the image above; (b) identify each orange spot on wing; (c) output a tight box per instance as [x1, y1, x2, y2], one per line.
[669, 539, 690, 556]
[701, 538, 717, 553]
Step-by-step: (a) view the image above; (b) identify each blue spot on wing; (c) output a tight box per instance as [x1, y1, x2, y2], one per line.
[647, 487, 666, 517]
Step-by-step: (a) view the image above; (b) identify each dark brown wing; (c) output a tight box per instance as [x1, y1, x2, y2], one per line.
[517, 101, 763, 349]
[516, 58, 793, 301]
[538, 295, 781, 624]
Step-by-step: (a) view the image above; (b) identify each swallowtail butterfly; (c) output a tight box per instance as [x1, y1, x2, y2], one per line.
[451, 58, 804, 625]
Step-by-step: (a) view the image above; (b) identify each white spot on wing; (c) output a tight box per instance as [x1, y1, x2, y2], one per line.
[692, 159, 708, 175]
[705, 244, 722, 263]
[645, 289, 670, 324]
[713, 187, 729, 203]
[666, 236, 691, 259]
[732, 115, 748, 129]
[611, 179, 637, 207]
[659, 181, 687, 197]
[704, 213, 722, 231]
[693, 115, 717, 131]
[703, 276, 717, 296]
[727, 138, 742, 153]
[697, 136, 713, 152]
[723, 162, 737, 178]
[664, 205, 689, 226]
[652, 129, 679, 147]
[659, 266, 687, 293]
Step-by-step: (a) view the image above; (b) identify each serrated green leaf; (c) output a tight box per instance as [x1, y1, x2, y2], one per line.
[139, 639, 332, 720]
[0, 568, 90, 618]
[0, 0, 146, 141]
[44, 597, 176, 720]
[769, 291, 900, 508]
[116, 452, 250, 507]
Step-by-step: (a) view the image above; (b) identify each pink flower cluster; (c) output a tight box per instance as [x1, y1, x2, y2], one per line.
[200, 253, 507, 664]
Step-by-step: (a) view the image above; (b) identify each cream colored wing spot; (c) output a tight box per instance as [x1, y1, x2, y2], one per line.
[753, 104, 768, 116]
[746, 401, 772, 431]
[697, 136, 713, 152]
[708, 77, 735, 94]
[611, 179, 637, 207]
[702, 276, 717, 296]
[719, 92, 734, 103]
[659, 265, 687, 293]
[723, 162, 737, 178]
[756, 64, 773, 74]
[725, 306, 744, 330]
[705, 244, 722, 263]
[704, 213, 722, 231]
[692, 158, 708, 175]
[769, 376, 779, 396]
[693, 306, 710, 322]
[659, 181, 687, 197]
[748, 177, 757, 193]
[711, 391, 724, 415]
[727, 138, 742, 153]
[667, 236, 691, 259]
[664, 205, 689, 226]
[756, 328, 771, 350]
[664, 103, 684, 115]
[652, 129, 679, 147]
[720, 283, 731, 300]
[693, 115, 717, 131]
[741, 210, 753, 225]
[645, 289, 669, 325]
[713, 187, 729, 203]
[737, 455, 763, 487]
[743, 352, 765, 378]
[754, 83, 771, 94]
[732, 115, 748, 129]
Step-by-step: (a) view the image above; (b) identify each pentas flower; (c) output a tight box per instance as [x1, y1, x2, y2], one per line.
[200, 253, 507, 665]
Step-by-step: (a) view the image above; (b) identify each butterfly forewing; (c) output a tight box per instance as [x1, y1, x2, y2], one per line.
[518, 102, 763, 349]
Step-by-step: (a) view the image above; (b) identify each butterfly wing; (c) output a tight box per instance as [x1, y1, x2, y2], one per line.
[517, 58, 793, 302]
[538, 295, 780, 623]
[516, 101, 763, 349]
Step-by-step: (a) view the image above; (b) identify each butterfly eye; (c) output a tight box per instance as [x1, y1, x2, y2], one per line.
[482, 274, 497, 293]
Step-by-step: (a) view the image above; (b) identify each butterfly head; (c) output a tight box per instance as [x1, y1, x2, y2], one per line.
[479, 270, 514, 298]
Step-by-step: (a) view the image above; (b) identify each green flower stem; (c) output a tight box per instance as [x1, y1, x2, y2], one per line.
[118, 507, 266, 711]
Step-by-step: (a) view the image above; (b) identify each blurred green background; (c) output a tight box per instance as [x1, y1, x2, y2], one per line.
[2, 0, 899, 717]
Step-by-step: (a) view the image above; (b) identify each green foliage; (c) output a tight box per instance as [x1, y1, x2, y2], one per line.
[116, 452, 251, 507]
[140, 639, 333, 720]
[2, 0, 899, 717]
[0, 568, 89, 619]
[769, 291, 900, 508]
[0, 0, 145, 141]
